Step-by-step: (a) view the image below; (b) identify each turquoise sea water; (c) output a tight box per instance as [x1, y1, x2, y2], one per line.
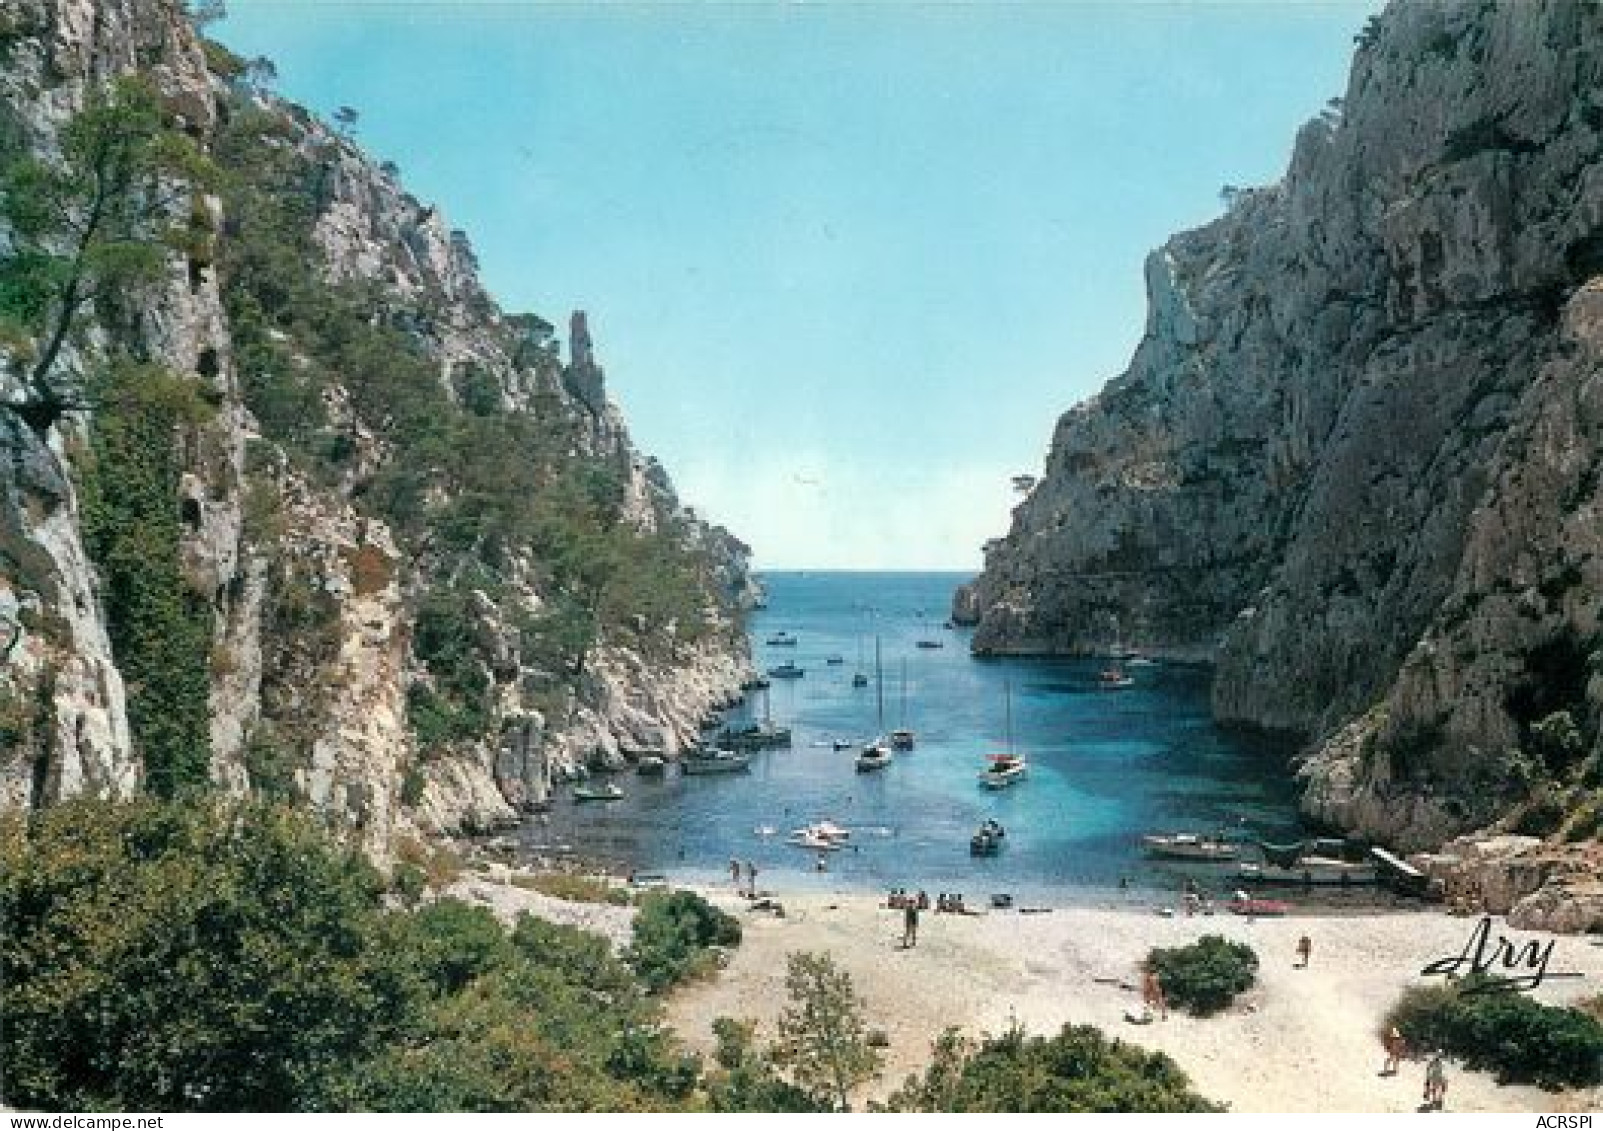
[526, 571, 1310, 901]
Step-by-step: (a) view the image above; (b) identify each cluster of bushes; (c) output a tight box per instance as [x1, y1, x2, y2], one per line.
[885, 1023, 1222, 1112]
[625, 889, 743, 992]
[1148, 935, 1259, 1017]
[1387, 977, 1603, 1089]
[0, 799, 701, 1112]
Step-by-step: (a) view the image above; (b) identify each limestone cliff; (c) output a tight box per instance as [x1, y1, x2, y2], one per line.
[963, 1, 1603, 864]
[0, 0, 753, 859]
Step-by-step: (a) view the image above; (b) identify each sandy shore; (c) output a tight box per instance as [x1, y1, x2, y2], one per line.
[663, 885, 1603, 1112]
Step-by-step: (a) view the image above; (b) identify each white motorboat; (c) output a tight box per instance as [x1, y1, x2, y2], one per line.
[1141, 832, 1238, 861]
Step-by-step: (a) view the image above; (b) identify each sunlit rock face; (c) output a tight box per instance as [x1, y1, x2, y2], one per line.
[963, 1, 1603, 848]
[0, 0, 755, 861]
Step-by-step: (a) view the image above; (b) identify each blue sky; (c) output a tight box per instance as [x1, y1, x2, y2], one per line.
[217, 1, 1378, 571]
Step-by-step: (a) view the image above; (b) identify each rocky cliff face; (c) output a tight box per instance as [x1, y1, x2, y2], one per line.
[963, 1, 1603, 857]
[0, 0, 753, 859]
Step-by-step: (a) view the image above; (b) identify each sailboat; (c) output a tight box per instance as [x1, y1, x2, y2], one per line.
[978, 680, 1028, 789]
[856, 637, 893, 772]
[889, 657, 915, 750]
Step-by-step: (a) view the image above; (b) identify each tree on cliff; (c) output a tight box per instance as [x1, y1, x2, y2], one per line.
[0, 76, 213, 427]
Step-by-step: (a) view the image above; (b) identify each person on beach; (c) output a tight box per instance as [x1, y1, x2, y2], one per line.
[1381, 1026, 1406, 1076]
[744, 859, 757, 898]
[916, 890, 930, 911]
[902, 900, 920, 948]
[1141, 966, 1168, 1020]
[1296, 934, 1312, 968]
[729, 858, 740, 888]
[1423, 1051, 1447, 1109]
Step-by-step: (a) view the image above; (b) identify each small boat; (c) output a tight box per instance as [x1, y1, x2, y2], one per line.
[979, 753, 1028, 789]
[788, 830, 845, 851]
[978, 680, 1028, 788]
[856, 742, 893, 772]
[851, 672, 869, 688]
[720, 722, 792, 750]
[915, 639, 943, 650]
[573, 782, 624, 802]
[1127, 655, 1157, 668]
[635, 756, 667, 776]
[1227, 896, 1291, 917]
[831, 738, 854, 751]
[1142, 833, 1238, 861]
[890, 660, 915, 750]
[766, 631, 798, 646]
[680, 750, 752, 775]
[767, 662, 805, 679]
[970, 819, 1005, 856]
[790, 820, 851, 844]
[740, 676, 771, 691]
[1099, 665, 1135, 689]
[825, 654, 845, 665]
[1236, 859, 1378, 886]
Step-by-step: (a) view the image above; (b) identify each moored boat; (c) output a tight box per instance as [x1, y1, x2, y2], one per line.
[889, 728, 916, 751]
[855, 742, 893, 772]
[635, 756, 667, 776]
[740, 676, 771, 691]
[767, 662, 805, 679]
[1098, 665, 1135, 689]
[1141, 832, 1238, 861]
[766, 631, 798, 646]
[1235, 858, 1378, 886]
[970, 818, 1005, 856]
[573, 782, 624, 802]
[978, 753, 1028, 789]
[680, 750, 752, 775]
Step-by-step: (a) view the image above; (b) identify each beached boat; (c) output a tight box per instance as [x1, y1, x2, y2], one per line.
[767, 662, 805, 679]
[1227, 896, 1290, 916]
[970, 819, 1005, 856]
[680, 750, 751, 775]
[573, 782, 624, 802]
[1141, 832, 1238, 861]
[766, 631, 798, 646]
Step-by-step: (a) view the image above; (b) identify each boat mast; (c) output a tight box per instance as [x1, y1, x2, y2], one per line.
[875, 636, 884, 731]
[1004, 678, 1013, 754]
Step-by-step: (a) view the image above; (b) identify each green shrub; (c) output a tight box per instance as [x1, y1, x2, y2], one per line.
[1387, 976, 1603, 1089]
[1, 799, 706, 1112]
[1148, 935, 1259, 1017]
[886, 1023, 1223, 1112]
[625, 889, 741, 993]
[77, 360, 216, 798]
